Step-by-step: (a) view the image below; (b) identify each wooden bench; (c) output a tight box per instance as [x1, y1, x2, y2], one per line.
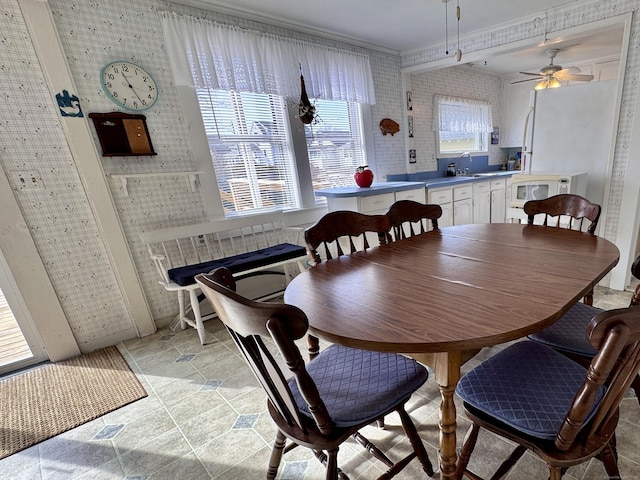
[139, 213, 308, 344]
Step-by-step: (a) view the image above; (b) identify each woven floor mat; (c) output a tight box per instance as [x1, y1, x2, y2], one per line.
[0, 346, 147, 459]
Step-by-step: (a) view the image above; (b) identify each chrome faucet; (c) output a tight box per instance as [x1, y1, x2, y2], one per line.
[459, 152, 472, 175]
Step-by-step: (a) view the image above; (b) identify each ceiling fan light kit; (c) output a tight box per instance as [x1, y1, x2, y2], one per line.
[515, 48, 594, 89]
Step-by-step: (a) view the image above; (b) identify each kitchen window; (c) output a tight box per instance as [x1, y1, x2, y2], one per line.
[435, 95, 493, 156]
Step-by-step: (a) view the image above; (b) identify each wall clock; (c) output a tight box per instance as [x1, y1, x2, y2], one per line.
[100, 61, 158, 111]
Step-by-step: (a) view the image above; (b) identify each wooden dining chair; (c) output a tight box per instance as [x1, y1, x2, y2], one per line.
[528, 254, 640, 405]
[385, 200, 442, 241]
[304, 210, 391, 266]
[523, 193, 601, 235]
[195, 267, 434, 480]
[304, 210, 391, 359]
[524, 194, 601, 305]
[455, 305, 640, 480]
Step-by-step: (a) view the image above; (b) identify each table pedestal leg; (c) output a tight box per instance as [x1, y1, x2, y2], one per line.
[412, 351, 462, 480]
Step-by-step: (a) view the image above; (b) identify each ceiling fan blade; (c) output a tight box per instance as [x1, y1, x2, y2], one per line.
[511, 77, 540, 84]
[518, 71, 543, 77]
[557, 66, 582, 75]
[556, 72, 594, 82]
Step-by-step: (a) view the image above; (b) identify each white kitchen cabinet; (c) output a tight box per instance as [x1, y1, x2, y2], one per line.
[325, 188, 425, 216]
[473, 181, 491, 224]
[501, 79, 534, 148]
[453, 185, 473, 225]
[490, 178, 506, 223]
[427, 186, 453, 227]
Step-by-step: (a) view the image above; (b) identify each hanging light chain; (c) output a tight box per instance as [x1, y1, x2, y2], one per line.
[455, 0, 462, 62]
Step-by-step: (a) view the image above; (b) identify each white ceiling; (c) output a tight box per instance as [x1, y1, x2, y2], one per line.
[174, 0, 624, 77]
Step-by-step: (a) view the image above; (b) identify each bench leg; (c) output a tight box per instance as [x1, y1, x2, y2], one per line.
[189, 289, 207, 345]
[177, 290, 187, 330]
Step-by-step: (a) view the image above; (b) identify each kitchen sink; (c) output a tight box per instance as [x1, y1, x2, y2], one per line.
[458, 172, 498, 178]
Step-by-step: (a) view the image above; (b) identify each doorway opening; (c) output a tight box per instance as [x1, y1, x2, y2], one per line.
[0, 286, 33, 368]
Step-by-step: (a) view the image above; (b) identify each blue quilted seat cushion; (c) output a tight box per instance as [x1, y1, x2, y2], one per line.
[528, 302, 604, 357]
[168, 243, 306, 286]
[289, 345, 428, 427]
[456, 341, 605, 440]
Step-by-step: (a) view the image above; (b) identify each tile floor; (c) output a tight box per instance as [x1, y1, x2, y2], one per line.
[1, 286, 639, 480]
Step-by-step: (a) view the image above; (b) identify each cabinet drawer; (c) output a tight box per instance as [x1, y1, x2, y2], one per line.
[428, 188, 453, 204]
[395, 188, 426, 203]
[453, 185, 473, 201]
[473, 181, 490, 194]
[491, 178, 506, 190]
[358, 192, 395, 214]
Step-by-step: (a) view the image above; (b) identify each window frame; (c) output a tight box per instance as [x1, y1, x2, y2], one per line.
[182, 85, 373, 219]
[435, 95, 492, 158]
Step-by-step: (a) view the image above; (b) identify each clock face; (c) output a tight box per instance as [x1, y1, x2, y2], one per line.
[101, 61, 158, 111]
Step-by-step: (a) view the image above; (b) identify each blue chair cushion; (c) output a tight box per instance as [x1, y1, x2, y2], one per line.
[289, 345, 428, 427]
[168, 243, 306, 286]
[456, 341, 605, 440]
[528, 302, 604, 357]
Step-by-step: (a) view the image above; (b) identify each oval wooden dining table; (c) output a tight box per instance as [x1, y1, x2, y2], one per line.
[284, 223, 620, 480]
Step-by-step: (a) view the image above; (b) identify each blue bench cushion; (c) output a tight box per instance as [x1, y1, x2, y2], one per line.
[168, 242, 306, 286]
[528, 301, 604, 357]
[289, 344, 428, 427]
[456, 340, 605, 440]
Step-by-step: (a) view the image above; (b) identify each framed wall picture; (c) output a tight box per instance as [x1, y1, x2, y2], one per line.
[406, 91, 413, 111]
[408, 115, 414, 138]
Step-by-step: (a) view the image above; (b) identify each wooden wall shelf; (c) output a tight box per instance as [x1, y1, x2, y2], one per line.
[109, 171, 202, 196]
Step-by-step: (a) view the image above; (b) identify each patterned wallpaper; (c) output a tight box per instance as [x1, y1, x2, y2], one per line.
[0, 0, 638, 348]
[0, 0, 132, 345]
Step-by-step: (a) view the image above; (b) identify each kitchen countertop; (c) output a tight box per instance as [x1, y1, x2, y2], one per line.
[315, 172, 517, 198]
[314, 181, 426, 198]
[422, 170, 516, 188]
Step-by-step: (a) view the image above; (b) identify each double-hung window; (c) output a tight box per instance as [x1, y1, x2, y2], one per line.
[435, 95, 493, 156]
[197, 88, 299, 215]
[304, 99, 366, 198]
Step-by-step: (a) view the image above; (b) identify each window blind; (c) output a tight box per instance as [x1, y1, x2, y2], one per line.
[304, 99, 366, 202]
[197, 88, 300, 215]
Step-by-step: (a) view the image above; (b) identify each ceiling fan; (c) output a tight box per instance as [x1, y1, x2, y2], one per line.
[513, 48, 594, 90]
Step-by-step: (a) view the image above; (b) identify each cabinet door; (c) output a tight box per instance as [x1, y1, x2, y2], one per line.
[473, 181, 491, 224]
[439, 202, 454, 227]
[490, 179, 506, 223]
[502, 80, 533, 148]
[491, 190, 506, 223]
[454, 198, 473, 225]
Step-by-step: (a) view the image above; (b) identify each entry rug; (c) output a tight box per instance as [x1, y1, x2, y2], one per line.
[0, 346, 147, 459]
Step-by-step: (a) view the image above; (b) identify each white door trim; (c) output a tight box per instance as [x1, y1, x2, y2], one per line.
[0, 165, 79, 362]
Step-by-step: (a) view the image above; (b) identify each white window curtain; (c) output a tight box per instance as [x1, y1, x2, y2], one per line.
[435, 95, 493, 133]
[159, 11, 376, 105]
